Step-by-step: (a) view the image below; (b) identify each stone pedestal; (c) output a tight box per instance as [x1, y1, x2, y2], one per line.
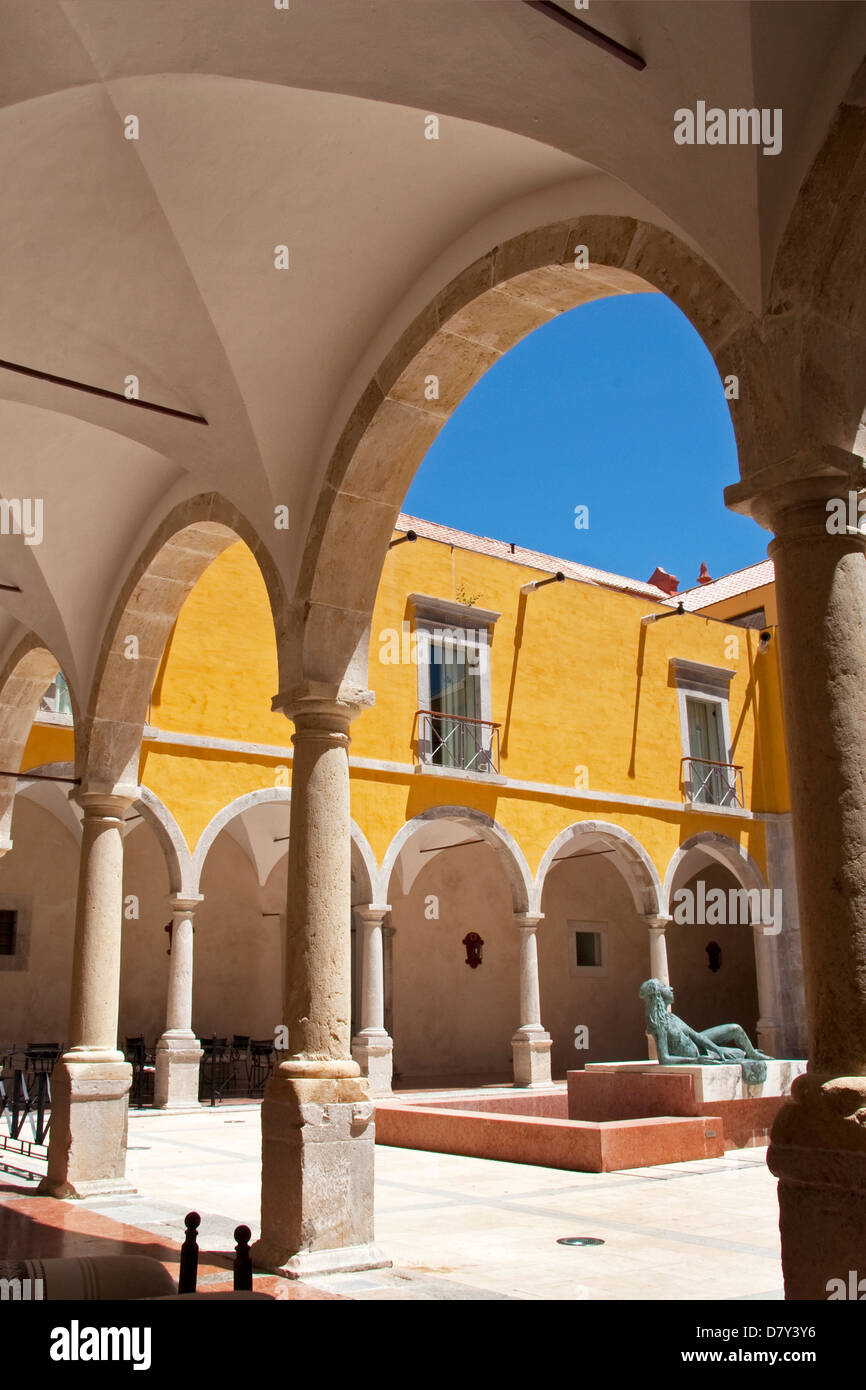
[511, 913, 552, 1086]
[42, 1061, 134, 1198]
[254, 1071, 388, 1278]
[153, 1037, 203, 1109]
[769, 1072, 866, 1300]
[154, 895, 203, 1108]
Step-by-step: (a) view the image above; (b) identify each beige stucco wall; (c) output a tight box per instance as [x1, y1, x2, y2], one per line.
[0, 799, 77, 1044]
[390, 843, 519, 1079]
[539, 857, 652, 1076]
[193, 836, 284, 1043]
[665, 863, 760, 1042]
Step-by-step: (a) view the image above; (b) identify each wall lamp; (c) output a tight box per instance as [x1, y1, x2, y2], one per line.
[640, 602, 685, 625]
[389, 530, 417, 550]
[758, 629, 773, 653]
[520, 571, 565, 595]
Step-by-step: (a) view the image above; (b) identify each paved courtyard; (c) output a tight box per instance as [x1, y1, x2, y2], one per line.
[20, 1105, 783, 1301]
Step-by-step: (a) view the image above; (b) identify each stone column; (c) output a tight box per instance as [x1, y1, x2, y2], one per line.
[643, 914, 670, 1060]
[40, 786, 137, 1198]
[644, 913, 670, 984]
[154, 894, 204, 1109]
[752, 921, 784, 1058]
[351, 906, 394, 1096]
[511, 913, 552, 1086]
[730, 454, 866, 1299]
[252, 683, 388, 1278]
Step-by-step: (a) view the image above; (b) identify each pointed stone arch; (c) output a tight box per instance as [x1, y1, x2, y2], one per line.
[378, 804, 533, 914]
[662, 830, 768, 914]
[0, 634, 74, 848]
[80, 494, 293, 788]
[534, 819, 663, 918]
[191, 785, 378, 900]
[295, 215, 759, 688]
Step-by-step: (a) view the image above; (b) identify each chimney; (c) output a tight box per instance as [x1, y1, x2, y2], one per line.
[647, 566, 679, 596]
[697, 562, 713, 586]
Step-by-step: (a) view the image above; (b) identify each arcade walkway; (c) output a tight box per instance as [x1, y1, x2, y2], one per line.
[2, 1106, 783, 1301]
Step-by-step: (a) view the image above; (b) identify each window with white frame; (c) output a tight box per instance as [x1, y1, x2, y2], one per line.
[408, 593, 499, 773]
[670, 658, 740, 806]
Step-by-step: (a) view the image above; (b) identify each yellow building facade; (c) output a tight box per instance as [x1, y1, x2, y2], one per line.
[0, 516, 803, 1095]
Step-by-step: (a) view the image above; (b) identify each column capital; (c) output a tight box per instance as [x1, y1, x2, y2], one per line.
[725, 446, 866, 533]
[73, 784, 139, 818]
[167, 893, 204, 914]
[271, 682, 375, 730]
[355, 904, 391, 926]
[643, 914, 671, 929]
[513, 912, 544, 930]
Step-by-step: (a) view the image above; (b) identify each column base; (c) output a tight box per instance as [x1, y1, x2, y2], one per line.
[768, 1072, 866, 1300]
[153, 1033, 203, 1109]
[253, 1242, 391, 1281]
[351, 1030, 394, 1096]
[511, 1030, 552, 1087]
[39, 1060, 134, 1199]
[253, 1068, 386, 1273]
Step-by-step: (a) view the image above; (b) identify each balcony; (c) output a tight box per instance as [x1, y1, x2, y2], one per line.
[415, 709, 501, 775]
[681, 757, 744, 809]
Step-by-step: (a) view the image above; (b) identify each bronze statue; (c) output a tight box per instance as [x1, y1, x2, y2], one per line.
[640, 977, 772, 1084]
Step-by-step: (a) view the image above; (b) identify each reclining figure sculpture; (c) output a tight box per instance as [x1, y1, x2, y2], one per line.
[639, 977, 773, 1085]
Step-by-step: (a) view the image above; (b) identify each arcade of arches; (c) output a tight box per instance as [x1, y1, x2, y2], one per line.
[0, 2, 865, 1300]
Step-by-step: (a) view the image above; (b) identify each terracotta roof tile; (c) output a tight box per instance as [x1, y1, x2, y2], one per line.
[677, 559, 775, 611]
[395, 514, 674, 602]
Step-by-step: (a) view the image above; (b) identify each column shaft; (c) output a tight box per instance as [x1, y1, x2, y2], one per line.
[154, 894, 204, 1109]
[42, 788, 136, 1198]
[511, 913, 552, 1086]
[351, 906, 394, 1095]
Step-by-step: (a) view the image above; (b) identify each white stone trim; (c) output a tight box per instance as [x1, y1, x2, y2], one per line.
[134, 727, 763, 820]
[533, 820, 664, 917]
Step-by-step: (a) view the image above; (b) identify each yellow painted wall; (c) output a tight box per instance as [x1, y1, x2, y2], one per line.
[17, 535, 790, 888]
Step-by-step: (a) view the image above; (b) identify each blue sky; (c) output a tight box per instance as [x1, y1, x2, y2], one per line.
[402, 293, 768, 590]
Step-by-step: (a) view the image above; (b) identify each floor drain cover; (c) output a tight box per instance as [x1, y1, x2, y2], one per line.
[557, 1237, 605, 1247]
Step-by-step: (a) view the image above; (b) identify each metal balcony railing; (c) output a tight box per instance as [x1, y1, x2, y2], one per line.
[415, 709, 501, 775]
[682, 757, 744, 809]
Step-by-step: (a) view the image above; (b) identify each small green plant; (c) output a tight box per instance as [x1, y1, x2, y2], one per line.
[456, 581, 481, 608]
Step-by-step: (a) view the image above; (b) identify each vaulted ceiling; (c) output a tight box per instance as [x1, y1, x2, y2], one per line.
[0, 0, 862, 705]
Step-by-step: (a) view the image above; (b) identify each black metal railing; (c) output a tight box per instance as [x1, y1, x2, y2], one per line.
[415, 709, 501, 774]
[200, 1035, 276, 1106]
[682, 757, 744, 809]
[0, 1067, 51, 1156]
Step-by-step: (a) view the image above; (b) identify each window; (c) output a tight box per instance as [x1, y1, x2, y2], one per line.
[670, 658, 741, 808]
[409, 594, 500, 774]
[40, 670, 73, 718]
[0, 896, 31, 971]
[568, 921, 607, 977]
[0, 910, 16, 955]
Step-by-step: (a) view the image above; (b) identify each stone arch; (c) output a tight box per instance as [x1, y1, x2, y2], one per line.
[763, 70, 866, 468]
[14, 758, 193, 899]
[534, 820, 663, 918]
[191, 785, 378, 899]
[378, 805, 533, 914]
[295, 215, 758, 687]
[80, 493, 293, 788]
[662, 831, 768, 915]
[0, 635, 75, 848]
